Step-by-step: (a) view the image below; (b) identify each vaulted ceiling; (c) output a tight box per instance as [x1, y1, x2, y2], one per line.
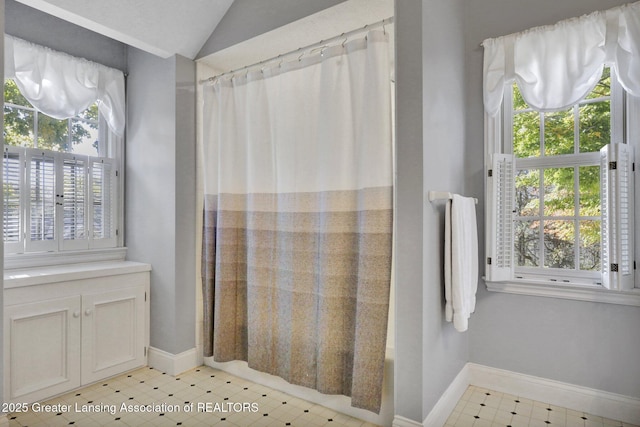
[14, 0, 235, 59]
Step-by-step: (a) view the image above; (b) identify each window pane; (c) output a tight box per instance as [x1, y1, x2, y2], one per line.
[3, 151, 22, 243]
[579, 101, 610, 153]
[37, 114, 69, 151]
[515, 220, 540, 267]
[71, 119, 99, 156]
[543, 167, 574, 217]
[515, 169, 539, 216]
[4, 106, 35, 147]
[63, 158, 86, 240]
[578, 166, 600, 217]
[543, 220, 575, 269]
[513, 111, 540, 157]
[544, 109, 574, 155]
[4, 79, 30, 106]
[579, 220, 600, 271]
[513, 84, 529, 111]
[586, 67, 611, 99]
[30, 155, 56, 241]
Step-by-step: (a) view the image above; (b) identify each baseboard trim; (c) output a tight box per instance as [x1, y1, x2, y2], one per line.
[467, 363, 640, 426]
[147, 347, 199, 376]
[392, 415, 423, 427]
[422, 365, 471, 427]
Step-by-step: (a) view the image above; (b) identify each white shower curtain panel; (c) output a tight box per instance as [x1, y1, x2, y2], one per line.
[201, 30, 393, 413]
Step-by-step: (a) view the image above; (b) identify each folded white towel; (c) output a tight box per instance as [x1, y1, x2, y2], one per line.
[444, 194, 479, 332]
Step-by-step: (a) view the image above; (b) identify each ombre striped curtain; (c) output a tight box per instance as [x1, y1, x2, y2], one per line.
[201, 30, 392, 413]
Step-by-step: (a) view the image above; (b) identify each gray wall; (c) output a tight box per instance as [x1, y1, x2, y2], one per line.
[196, 0, 347, 59]
[4, 0, 126, 71]
[126, 48, 196, 355]
[394, 0, 424, 421]
[421, 0, 468, 416]
[465, 0, 640, 399]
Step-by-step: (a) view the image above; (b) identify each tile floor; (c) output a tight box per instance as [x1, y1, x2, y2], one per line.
[445, 385, 639, 427]
[6, 366, 380, 427]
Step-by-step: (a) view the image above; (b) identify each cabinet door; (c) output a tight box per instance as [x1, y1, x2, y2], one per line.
[81, 287, 146, 384]
[4, 296, 81, 403]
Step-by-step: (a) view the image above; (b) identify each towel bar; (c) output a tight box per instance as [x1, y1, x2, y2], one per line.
[428, 190, 478, 204]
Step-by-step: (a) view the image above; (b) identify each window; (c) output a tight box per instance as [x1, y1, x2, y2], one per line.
[508, 69, 623, 283]
[3, 79, 119, 255]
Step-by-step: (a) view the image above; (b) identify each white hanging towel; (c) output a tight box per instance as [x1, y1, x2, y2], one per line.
[444, 194, 479, 332]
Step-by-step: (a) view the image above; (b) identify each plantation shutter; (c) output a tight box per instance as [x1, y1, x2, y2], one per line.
[3, 147, 24, 253]
[90, 158, 117, 247]
[600, 143, 635, 290]
[486, 154, 515, 281]
[26, 151, 57, 252]
[61, 155, 88, 250]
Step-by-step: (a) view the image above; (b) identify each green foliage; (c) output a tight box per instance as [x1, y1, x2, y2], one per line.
[3, 79, 98, 152]
[513, 69, 611, 271]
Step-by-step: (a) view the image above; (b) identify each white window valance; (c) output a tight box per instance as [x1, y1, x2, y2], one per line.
[4, 35, 125, 136]
[483, 1, 640, 116]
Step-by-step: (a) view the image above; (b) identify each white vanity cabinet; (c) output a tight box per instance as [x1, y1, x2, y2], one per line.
[4, 262, 151, 404]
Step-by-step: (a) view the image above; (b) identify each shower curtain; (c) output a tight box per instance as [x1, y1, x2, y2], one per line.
[201, 30, 392, 413]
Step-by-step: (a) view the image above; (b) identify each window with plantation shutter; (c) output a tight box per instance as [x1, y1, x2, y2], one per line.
[2, 77, 122, 259]
[484, 68, 640, 305]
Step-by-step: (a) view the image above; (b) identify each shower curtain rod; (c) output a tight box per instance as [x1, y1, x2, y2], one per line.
[199, 16, 394, 84]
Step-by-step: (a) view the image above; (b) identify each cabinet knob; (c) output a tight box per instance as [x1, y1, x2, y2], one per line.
[73, 311, 80, 318]
[85, 309, 92, 316]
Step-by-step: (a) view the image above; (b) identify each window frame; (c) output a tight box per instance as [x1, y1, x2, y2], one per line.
[484, 72, 640, 306]
[3, 85, 125, 269]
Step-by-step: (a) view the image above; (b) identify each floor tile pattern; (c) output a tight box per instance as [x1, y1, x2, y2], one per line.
[7, 366, 379, 427]
[446, 385, 639, 427]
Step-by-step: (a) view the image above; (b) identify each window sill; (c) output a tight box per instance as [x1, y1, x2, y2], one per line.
[485, 278, 640, 307]
[4, 247, 127, 271]
[4, 260, 151, 289]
